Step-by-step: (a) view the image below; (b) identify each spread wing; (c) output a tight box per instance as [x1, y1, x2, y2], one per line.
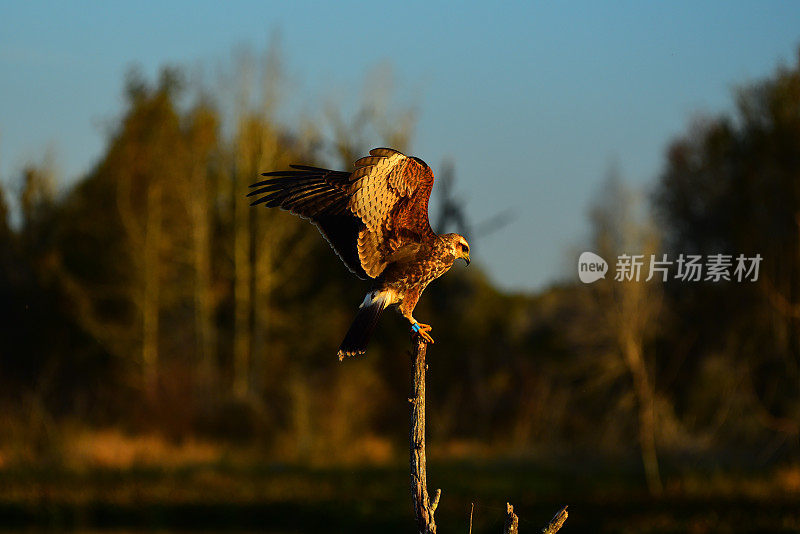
[247, 165, 369, 279]
[348, 148, 435, 277]
[248, 147, 435, 279]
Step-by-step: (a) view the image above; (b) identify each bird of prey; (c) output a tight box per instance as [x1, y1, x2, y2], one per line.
[248, 147, 471, 359]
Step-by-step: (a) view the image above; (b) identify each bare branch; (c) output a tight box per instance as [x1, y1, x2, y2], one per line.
[542, 505, 569, 534]
[503, 503, 519, 534]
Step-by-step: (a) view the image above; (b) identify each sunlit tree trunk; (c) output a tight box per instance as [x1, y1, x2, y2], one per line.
[233, 156, 252, 399]
[622, 331, 662, 495]
[611, 252, 663, 497]
[251, 206, 270, 396]
[251, 132, 282, 398]
[142, 181, 162, 399]
[191, 162, 217, 394]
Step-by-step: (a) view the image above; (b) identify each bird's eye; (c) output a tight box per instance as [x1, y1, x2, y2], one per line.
[460, 243, 468, 253]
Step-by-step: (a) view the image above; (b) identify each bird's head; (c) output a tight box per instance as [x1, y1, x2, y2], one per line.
[447, 233, 471, 266]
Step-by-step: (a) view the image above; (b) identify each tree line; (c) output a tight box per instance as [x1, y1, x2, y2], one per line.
[1, 49, 799, 485]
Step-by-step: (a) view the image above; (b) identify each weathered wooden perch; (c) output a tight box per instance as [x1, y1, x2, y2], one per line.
[409, 336, 568, 534]
[410, 336, 439, 534]
[541, 505, 569, 534]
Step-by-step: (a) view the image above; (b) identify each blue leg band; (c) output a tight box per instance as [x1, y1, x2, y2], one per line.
[411, 322, 420, 333]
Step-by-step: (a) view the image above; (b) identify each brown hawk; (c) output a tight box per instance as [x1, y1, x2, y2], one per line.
[248, 147, 471, 359]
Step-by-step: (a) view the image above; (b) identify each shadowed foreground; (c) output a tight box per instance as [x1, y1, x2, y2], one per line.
[1, 462, 798, 533]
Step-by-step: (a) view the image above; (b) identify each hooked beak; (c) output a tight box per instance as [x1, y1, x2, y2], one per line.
[463, 254, 470, 266]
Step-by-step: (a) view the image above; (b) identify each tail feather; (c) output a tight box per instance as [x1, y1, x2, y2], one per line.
[338, 291, 391, 359]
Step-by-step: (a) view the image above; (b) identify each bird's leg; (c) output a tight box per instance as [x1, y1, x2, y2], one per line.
[409, 317, 434, 344]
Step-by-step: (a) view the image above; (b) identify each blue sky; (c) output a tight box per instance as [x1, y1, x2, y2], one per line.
[2, 1, 800, 291]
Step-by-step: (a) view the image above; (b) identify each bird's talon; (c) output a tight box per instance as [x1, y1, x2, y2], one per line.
[411, 322, 434, 344]
[411, 319, 433, 343]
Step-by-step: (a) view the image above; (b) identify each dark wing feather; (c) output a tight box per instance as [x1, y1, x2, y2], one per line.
[248, 148, 435, 279]
[248, 167, 368, 279]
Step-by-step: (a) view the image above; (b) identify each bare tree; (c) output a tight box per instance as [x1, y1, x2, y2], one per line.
[113, 74, 186, 399]
[589, 172, 664, 495]
[227, 44, 315, 400]
[186, 103, 220, 395]
[229, 49, 259, 400]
